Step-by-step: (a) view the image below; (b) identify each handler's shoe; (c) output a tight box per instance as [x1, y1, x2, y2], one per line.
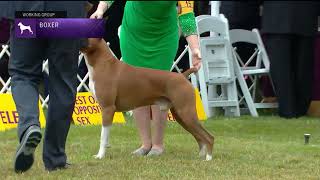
[131, 147, 151, 156]
[146, 148, 164, 156]
[45, 162, 72, 172]
[14, 125, 42, 173]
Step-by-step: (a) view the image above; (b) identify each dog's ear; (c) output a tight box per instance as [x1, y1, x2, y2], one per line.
[80, 38, 104, 54]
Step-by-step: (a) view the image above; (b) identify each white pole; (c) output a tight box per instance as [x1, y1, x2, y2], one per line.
[210, 1, 220, 17]
[210, 1, 220, 37]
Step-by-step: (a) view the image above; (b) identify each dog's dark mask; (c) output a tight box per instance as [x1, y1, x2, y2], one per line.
[80, 38, 103, 54]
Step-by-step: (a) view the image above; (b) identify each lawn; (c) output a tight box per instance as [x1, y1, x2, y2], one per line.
[1, 115, 320, 179]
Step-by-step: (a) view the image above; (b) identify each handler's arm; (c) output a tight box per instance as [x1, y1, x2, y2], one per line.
[177, 1, 201, 70]
[90, 1, 114, 19]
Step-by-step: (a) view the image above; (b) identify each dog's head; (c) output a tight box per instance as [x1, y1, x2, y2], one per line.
[80, 38, 117, 66]
[17, 22, 22, 26]
[80, 38, 105, 54]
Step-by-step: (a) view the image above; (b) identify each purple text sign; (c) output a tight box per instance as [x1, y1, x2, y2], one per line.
[15, 18, 105, 38]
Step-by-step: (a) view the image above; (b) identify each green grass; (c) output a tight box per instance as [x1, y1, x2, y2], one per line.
[1, 116, 320, 179]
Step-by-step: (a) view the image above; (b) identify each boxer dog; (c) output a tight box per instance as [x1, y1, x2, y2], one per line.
[80, 38, 214, 161]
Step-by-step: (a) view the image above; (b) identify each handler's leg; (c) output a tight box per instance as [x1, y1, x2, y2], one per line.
[9, 26, 46, 173]
[294, 36, 314, 117]
[132, 106, 152, 155]
[264, 34, 296, 118]
[147, 105, 167, 156]
[43, 39, 79, 170]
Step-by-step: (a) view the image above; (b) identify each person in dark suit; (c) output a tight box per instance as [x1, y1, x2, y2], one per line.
[194, 0, 210, 18]
[0, 1, 86, 172]
[221, 1, 261, 30]
[261, 1, 320, 118]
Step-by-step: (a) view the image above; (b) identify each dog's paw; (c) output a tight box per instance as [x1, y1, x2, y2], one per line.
[93, 151, 105, 159]
[205, 154, 212, 161]
[93, 154, 105, 159]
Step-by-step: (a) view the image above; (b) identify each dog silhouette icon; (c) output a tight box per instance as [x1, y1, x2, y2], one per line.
[17, 22, 34, 34]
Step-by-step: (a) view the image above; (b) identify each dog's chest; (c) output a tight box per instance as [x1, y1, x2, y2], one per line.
[89, 80, 96, 99]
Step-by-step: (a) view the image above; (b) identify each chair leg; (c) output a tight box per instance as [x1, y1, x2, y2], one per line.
[234, 59, 259, 117]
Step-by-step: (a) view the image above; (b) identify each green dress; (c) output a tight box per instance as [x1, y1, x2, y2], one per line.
[119, 1, 196, 71]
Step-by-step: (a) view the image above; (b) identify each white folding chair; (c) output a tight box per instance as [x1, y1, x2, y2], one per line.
[229, 29, 278, 112]
[196, 14, 240, 117]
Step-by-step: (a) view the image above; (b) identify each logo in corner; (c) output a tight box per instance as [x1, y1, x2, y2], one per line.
[17, 22, 34, 34]
[15, 19, 36, 38]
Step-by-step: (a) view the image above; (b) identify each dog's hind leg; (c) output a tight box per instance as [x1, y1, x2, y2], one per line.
[170, 108, 202, 150]
[94, 106, 115, 159]
[197, 121, 214, 161]
[171, 107, 214, 161]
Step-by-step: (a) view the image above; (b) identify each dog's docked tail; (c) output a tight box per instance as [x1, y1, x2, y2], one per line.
[182, 67, 198, 78]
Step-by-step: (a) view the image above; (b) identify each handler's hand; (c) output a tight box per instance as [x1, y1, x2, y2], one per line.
[90, 1, 109, 19]
[90, 9, 104, 19]
[191, 48, 202, 71]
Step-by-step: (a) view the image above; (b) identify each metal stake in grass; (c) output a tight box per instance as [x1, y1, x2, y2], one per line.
[304, 134, 311, 145]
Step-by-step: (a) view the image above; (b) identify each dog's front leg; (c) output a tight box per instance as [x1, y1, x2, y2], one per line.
[94, 106, 115, 159]
[94, 125, 110, 159]
[84, 56, 96, 98]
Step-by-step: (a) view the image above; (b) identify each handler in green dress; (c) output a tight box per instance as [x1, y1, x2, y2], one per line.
[91, 1, 201, 156]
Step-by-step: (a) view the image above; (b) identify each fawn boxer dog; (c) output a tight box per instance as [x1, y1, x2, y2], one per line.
[80, 38, 214, 161]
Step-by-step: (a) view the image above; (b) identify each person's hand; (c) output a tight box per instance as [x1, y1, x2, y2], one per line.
[191, 48, 202, 71]
[90, 9, 104, 19]
[185, 35, 202, 71]
[90, 1, 109, 19]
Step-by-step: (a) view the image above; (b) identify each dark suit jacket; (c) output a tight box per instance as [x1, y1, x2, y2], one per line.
[261, 1, 320, 36]
[0, 1, 8, 18]
[220, 1, 262, 30]
[0, 1, 86, 19]
[194, 1, 210, 16]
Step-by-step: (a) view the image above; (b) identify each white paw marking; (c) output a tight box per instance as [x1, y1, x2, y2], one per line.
[205, 154, 212, 161]
[94, 149, 105, 159]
